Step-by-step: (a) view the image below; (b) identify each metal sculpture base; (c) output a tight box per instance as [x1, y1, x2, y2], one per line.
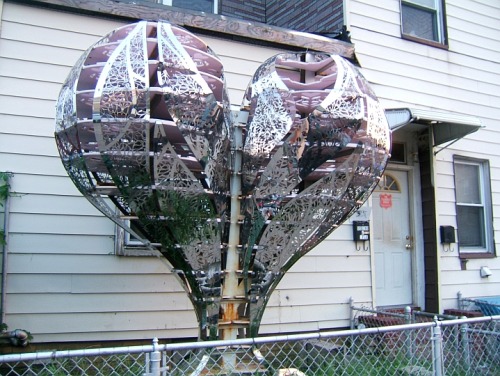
[185, 347, 267, 376]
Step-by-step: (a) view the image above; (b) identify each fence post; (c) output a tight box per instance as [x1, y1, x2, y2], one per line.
[431, 318, 444, 376]
[404, 306, 413, 361]
[144, 337, 162, 376]
[349, 297, 355, 329]
[457, 291, 463, 310]
[460, 316, 470, 372]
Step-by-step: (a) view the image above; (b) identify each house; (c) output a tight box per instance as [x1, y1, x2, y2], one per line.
[0, 0, 498, 347]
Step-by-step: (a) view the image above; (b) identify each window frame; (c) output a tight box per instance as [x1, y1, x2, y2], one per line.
[158, 0, 218, 14]
[115, 220, 162, 257]
[400, 0, 448, 48]
[453, 156, 495, 258]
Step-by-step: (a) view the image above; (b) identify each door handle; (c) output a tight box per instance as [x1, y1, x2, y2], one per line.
[405, 235, 413, 250]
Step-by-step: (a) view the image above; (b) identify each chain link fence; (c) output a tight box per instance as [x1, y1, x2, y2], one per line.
[0, 316, 498, 376]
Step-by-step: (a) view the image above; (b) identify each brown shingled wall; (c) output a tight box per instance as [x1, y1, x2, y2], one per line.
[220, 0, 344, 35]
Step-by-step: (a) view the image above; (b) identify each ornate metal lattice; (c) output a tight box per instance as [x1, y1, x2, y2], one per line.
[55, 21, 391, 340]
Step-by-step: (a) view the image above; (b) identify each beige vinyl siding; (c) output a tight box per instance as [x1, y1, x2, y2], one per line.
[0, 2, 193, 342]
[350, 0, 500, 311]
[1, 1, 372, 342]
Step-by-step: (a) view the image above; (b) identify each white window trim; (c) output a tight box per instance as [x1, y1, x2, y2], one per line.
[453, 156, 495, 256]
[115, 221, 162, 257]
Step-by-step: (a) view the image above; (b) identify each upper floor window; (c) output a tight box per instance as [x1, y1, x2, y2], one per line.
[453, 156, 495, 257]
[401, 0, 447, 45]
[158, 0, 217, 13]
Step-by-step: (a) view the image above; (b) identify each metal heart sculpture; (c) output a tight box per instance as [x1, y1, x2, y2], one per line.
[55, 21, 390, 340]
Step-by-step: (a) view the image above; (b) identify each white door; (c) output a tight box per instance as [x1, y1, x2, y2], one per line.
[373, 170, 413, 307]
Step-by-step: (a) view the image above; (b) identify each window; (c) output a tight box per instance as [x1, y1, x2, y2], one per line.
[376, 173, 401, 192]
[401, 0, 447, 45]
[158, 0, 217, 13]
[453, 157, 495, 256]
[115, 220, 161, 257]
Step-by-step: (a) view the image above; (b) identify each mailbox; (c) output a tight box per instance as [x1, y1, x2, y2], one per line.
[440, 225, 455, 244]
[353, 221, 370, 241]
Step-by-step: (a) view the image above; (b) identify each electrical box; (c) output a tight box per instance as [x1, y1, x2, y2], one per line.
[353, 221, 370, 241]
[440, 225, 455, 244]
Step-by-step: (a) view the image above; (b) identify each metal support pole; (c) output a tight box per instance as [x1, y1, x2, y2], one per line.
[349, 297, 354, 330]
[144, 338, 161, 376]
[404, 306, 413, 361]
[404, 306, 412, 325]
[460, 316, 470, 372]
[431, 318, 444, 376]
[221, 116, 246, 341]
[219, 113, 248, 371]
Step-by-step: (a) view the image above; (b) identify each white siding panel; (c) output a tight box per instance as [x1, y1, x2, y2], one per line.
[0, 76, 62, 101]
[0, 114, 55, 137]
[350, 0, 401, 37]
[448, 2, 500, 32]
[1, 20, 105, 51]
[0, 38, 83, 67]
[2, 3, 125, 36]
[8, 292, 192, 314]
[9, 213, 114, 236]
[277, 271, 371, 290]
[0, 133, 58, 157]
[0, 95, 55, 119]
[10, 174, 84, 196]
[36, 328, 197, 342]
[353, 27, 500, 77]
[6, 254, 171, 275]
[0, 154, 65, 176]
[7, 273, 183, 294]
[281, 254, 371, 273]
[0, 57, 70, 84]
[4, 311, 198, 339]
[261, 302, 352, 333]
[266, 286, 370, 307]
[8, 233, 114, 254]
[11, 194, 104, 217]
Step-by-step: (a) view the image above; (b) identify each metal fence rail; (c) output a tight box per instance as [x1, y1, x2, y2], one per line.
[1, 316, 499, 375]
[458, 292, 500, 316]
[349, 298, 459, 330]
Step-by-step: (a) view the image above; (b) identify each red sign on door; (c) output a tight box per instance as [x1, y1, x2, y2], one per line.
[380, 193, 392, 209]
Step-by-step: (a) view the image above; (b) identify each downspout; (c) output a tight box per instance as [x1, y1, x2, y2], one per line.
[0, 0, 4, 35]
[429, 126, 442, 313]
[1, 176, 10, 325]
[343, 0, 351, 32]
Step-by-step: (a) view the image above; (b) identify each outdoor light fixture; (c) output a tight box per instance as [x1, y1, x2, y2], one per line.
[55, 21, 391, 342]
[480, 266, 492, 278]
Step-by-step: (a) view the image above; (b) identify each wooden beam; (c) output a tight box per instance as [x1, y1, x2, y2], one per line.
[21, 0, 355, 59]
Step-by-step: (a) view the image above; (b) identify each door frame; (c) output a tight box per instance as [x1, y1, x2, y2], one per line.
[371, 162, 425, 309]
